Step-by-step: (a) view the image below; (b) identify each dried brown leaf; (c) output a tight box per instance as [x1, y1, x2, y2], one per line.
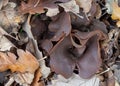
[0, 49, 39, 73]
[31, 68, 44, 86]
[19, 0, 70, 14]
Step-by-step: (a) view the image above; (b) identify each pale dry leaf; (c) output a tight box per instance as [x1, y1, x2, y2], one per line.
[59, 0, 79, 13]
[115, 69, 120, 84]
[115, 81, 120, 86]
[5, 72, 34, 86]
[94, 4, 102, 19]
[46, 7, 59, 17]
[111, 2, 120, 20]
[23, 14, 50, 78]
[0, 2, 25, 31]
[13, 73, 34, 86]
[105, 0, 115, 14]
[0, 26, 8, 35]
[0, 36, 13, 51]
[0, 0, 8, 10]
[105, 0, 120, 27]
[111, 1, 120, 27]
[19, 0, 70, 14]
[116, 21, 120, 27]
[112, 64, 120, 84]
[75, 0, 92, 13]
[0, 49, 39, 73]
[47, 74, 100, 86]
[59, 0, 83, 18]
[0, 27, 14, 51]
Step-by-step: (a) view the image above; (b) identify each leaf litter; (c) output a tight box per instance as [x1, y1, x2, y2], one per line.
[0, 0, 120, 86]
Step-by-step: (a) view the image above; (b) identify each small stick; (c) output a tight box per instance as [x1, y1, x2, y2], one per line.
[97, 68, 110, 76]
[38, 56, 47, 62]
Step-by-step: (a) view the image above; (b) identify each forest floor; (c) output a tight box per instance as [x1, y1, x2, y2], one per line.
[0, 0, 120, 86]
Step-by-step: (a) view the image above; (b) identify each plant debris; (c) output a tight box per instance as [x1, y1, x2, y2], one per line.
[0, 0, 120, 86]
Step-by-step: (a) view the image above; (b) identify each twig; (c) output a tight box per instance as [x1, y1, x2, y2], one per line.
[34, 0, 40, 7]
[38, 56, 47, 62]
[5, 77, 14, 86]
[97, 68, 110, 76]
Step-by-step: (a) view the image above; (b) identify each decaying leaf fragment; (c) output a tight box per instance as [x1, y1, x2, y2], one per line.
[31, 68, 44, 86]
[0, 0, 8, 10]
[0, 2, 25, 32]
[75, 0, 93, 13]
[0, 27, 14, 51]
[115, 81, 119, 86]
[0, 49, 39, 73]
[59, 0, 79, 14]
[47, 73, 100, 86]
[19, 0, 70, 14]
[5, 72, 35, 86]
[106, 0, 120, 27]
[111, 1, 120, 27]
[46, 8, 59, 17]
[106, 71, 115, 86]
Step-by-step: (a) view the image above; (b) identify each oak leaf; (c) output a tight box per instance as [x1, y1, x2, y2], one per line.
[0, 49, 39, 73]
